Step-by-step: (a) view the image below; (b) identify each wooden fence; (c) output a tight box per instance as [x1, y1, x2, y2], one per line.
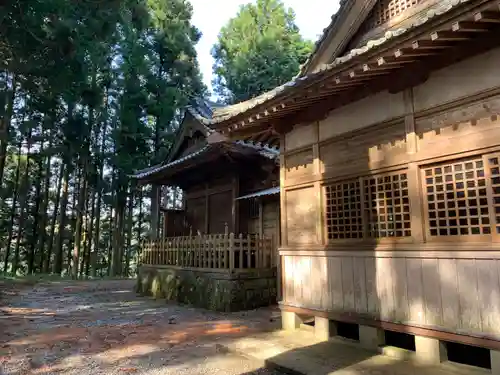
[140, 233, 275, 271]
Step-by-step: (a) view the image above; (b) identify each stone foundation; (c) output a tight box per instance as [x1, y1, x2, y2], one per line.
[136, 265, 277, 312]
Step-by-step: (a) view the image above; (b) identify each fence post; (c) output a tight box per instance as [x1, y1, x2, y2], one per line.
[247, 233, 252, 268]
[239, 233, 244, 269]
[229, 232, 235, 273]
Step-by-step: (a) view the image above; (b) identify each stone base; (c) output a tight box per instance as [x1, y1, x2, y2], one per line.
[136, 265, 277, 312]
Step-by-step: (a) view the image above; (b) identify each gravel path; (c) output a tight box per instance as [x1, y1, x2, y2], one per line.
[0, 280, 284, 375]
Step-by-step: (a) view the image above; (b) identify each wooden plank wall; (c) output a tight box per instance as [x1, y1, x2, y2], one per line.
[280, 46, 500, 339]
[282, 254, 500, 338]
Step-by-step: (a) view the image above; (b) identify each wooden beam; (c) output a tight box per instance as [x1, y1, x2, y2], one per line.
[451, 21, 491, 32]
[430, 30, 472, 41]
[362, 63, 399, 73]
[395, 47, 436, 58]
[348, 69, 388, 78]
[474, 10, 500, 23]
[411, 40, 453, 50]
[377, 55, 415, 66]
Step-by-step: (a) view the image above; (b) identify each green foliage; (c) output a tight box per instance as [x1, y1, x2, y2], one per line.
[212, 0, 313, 103]
[0, 0, 204, 277]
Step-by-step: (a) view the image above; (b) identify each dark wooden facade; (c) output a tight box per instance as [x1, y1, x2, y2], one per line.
[133, 104, 281, 247]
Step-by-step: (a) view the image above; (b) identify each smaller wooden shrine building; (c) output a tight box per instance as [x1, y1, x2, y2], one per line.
[132, 98, 280, 312]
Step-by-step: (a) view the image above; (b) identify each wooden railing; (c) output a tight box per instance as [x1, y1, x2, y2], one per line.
[140, 233, 275, 272]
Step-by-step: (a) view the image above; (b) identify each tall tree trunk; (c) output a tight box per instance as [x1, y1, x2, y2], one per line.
[85, 190, 96, 277]
[107, 200, 116, 276]
[73, 159, 88, 279]
[137, 186, 143, 260]
[111, 195, 125, 277]
[45, 162, 63, 273]
[28, 140, 45, 274]
[67, 171, 78, 275]
[124, 188, 134, 277]
[90, 189, 101, 277]
[13, 130, 33, 275]
[38, 151, 53, 273]
[0, 74, 16, 189]
[3, 141, 21, 273]
[53, 163, 70, 274]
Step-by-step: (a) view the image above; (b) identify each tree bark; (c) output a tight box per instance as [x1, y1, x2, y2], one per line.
[72, 160, 87, 279]
[53, 163, 70, 274]
[0, 74, 16, 189]
[84, 190, 96, 277]
[13, 130, 33, 275]
[28, 140, 45, 274]
[45, 162, 63, 273]
[3, 140, 22, 273]
[124, 188, 134, 277]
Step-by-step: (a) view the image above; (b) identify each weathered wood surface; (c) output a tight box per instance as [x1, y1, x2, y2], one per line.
[282, 254, 500, 338]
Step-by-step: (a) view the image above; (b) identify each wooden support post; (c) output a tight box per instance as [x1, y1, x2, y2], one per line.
[259, 200, 264, 238]
[229, 232, 235, 272]
[239, 233, 244, 269]
[246, 233, 252, 268]
[204, 183, 209, 234]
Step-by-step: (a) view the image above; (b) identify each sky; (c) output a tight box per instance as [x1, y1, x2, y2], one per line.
[190, 0, 341, 95]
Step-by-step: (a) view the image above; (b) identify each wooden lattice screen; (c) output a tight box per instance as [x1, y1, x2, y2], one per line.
[325, 180, 363, 240]
[324, 171, 411, 241]
[364, 172, 411, 238]
[369, 0, 427, 27]
[423, 158, 490, 237]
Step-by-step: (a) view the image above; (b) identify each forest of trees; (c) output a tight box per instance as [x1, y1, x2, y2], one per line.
[0, 0, 204, 278]
[0, 0, 313, 279]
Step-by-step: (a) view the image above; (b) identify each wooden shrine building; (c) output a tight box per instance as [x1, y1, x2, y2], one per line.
[207, 0, 500, 372]
[132, 98, 280, 312]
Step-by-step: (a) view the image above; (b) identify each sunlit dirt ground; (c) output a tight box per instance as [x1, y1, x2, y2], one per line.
[0, 279, 283, 375]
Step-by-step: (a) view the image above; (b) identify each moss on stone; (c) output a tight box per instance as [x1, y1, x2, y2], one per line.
[137, 266, 277, 312]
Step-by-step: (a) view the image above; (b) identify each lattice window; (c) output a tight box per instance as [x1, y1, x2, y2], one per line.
[488, 155, 500, 235]
[423, 158, 490, 237]
[364, 172, 411, 238]
[325, 180, 363, 240]
[249, 198, 260, 219]
[371, 0, 426, 27]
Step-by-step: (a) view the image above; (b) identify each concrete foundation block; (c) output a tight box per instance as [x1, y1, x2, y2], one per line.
[491, 349, 500, 375]
[359, 325, 385, 350]
[314, 317, 337, 341]
[282, 311, 302, 331]
[415, 336, 447, 365]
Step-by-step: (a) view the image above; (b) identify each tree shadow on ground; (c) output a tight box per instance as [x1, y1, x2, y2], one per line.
[0, 281, 281, 374]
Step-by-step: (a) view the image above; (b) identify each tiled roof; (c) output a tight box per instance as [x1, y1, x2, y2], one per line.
[235, 186, 280, 200]
[131, 144, 211, 179]
[189, 0, 471, 127]
[297, 0, 353, 77]
[131, 141, 279, 180]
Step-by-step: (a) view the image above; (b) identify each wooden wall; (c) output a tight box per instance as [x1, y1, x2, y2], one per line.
[185, 176, 235, 234]
[282, 253, 500, 338]
[280, 46, 500, 340]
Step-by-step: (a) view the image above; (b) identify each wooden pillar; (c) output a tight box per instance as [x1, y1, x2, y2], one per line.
[232, 176, 240, 233]
[312, 121, 323, 245]
[258, 199, 264, 238]
[279, 135, 287, 247]
[150, 184, 160, 239]
[278, 134, 286, 302]
[404, 88, 425, 243]
[204, 183, 209, 234]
